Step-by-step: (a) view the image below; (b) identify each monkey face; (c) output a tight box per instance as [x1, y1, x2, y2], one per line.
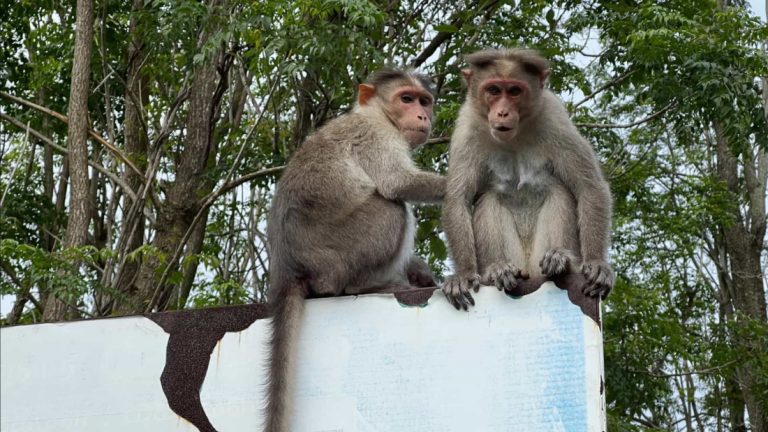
[388, 86, 434, 147]
[480, 78, 530, 143]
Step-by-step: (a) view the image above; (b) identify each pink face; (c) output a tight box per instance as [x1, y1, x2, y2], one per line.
[390, 86, 434, 147]
[479, 78, 530, 142]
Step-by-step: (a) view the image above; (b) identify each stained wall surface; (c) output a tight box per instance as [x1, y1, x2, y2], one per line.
[0, 282, 604, 432]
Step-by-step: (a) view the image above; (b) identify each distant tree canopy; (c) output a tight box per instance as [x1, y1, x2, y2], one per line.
[1, 0, 766, 430]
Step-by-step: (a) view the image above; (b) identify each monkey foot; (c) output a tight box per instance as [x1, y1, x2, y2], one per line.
[441, 273, 479, 311]
[581, 260, 614, 299]
[539, 248, 575, 277]
[481, 262, 529, 293]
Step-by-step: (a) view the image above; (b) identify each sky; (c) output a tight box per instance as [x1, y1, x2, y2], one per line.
[750, 0, 766, 20]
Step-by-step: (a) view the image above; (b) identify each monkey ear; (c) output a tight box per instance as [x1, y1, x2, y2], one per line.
[461, 69, 473, 83]
[539, 69, 551, 88]
[358, 84, 376, 106]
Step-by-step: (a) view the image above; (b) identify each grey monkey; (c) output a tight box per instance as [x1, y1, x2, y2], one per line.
[264, 68, 445, 431]
[441, 48, 614, 310]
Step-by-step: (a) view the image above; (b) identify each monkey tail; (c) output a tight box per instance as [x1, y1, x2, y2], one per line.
[264, 278, 308, 432]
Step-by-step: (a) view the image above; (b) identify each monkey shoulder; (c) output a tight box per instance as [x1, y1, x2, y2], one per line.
[537, 92, 590, 147]
[275, 120, 379, 217]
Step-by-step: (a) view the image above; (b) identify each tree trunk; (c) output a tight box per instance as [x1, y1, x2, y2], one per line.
[127, 36, 225, 313]
[713, 123, 768, 431]
[113, 0, 150, 310]
[43, 0, 94, 322]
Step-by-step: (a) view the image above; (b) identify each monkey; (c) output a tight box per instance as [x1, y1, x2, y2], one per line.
[264, 68, 445, 431]
[441, 48, 614, 311]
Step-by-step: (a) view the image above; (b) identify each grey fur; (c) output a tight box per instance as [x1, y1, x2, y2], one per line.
[264, 71, 444, 431]
[442, 49, 614, 310]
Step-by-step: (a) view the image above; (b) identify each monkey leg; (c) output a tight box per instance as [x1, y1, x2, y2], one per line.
[531, 185, 579, 278]
[405, 255, 437, 287]
[472, 192, 529, 291]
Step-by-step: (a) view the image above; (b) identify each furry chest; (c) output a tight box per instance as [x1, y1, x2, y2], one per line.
[486, 151, 557, 206]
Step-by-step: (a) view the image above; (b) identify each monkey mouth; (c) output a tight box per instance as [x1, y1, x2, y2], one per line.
[493, 125, 513, 132]
[404, 127, 429, 134]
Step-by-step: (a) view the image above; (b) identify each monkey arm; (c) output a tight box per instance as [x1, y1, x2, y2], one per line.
[356, 142, 446, 203]
[554, 136, 612, 263]
[442, 154, 483, 276]
[441, 160, 483, 310]
[385, 171, 446, 203]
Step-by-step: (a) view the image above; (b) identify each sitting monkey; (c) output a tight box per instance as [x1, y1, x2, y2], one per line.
[442, 48, 614, 310]
[264, 68, 445, 431]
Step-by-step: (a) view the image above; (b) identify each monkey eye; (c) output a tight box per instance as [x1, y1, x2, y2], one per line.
[400, 94, 415, 103]
[508, 86, 523, 96]
[486, 85, 501, 95]
[419, 96, 432, 107]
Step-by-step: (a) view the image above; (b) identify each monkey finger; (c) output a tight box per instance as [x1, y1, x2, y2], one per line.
[512, 266, 525, 279]
[539, 253, 551, 270]
[600, 285, 612, 300]
[462, 288, 475, 307]
[582, 263, 597, 284]
[583, 282, 603, 298]
[472, 277, 481, 293]
[442, 284, 460, 310]
[505, 272, 519, 291]
[446, 291, 463, 310]
[450, 296, 463, 311]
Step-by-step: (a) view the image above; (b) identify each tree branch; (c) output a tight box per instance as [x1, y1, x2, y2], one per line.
[0, 113, 138, 201]
[0, 90, 144, 179]
[630, 360, 738, 378]
[575, 101, 676, 129]
[573, 69, 636, 108]
[409, 0, 502, 68]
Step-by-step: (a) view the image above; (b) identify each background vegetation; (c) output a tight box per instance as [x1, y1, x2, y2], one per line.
[1, 0, 766, 430]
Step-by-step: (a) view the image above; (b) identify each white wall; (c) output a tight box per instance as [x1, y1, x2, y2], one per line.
[1, 283, 604, 432]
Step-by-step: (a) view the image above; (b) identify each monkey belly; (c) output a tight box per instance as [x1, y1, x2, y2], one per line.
[344, 204, 415, 294]
[473, 181, 578, 276]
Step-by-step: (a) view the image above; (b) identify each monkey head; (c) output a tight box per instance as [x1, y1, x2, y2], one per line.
[357, 69, 435, 148]
[463, 49, 551, 144]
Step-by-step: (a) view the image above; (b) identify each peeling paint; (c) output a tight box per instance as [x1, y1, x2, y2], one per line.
[146, 273, 600, 431]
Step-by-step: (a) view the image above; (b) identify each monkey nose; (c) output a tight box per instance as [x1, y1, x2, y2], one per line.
[497, 111, 509, 118]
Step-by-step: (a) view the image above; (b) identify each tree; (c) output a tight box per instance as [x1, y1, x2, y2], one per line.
[41, 0, 95, 321]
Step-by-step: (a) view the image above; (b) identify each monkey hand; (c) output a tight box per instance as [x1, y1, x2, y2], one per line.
[581, 260, 614, 299]
[481, 262, 529, 293]
[406, 257, 437, 287]
[442, 273, 479, 311]
[539, 248, 576, 277]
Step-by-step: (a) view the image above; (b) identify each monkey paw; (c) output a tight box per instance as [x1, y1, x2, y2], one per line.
[581, 260, 614, 299]
[539, 248, 576, 277]
[406, 257, 437, 288]
[481, 262, 529, 293]
[441, 273, 479, 311]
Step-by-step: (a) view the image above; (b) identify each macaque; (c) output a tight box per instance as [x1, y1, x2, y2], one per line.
[441, 48, 614, 311]
[264, 68, 445, 431]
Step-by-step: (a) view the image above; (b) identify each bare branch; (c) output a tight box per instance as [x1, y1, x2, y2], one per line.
[0, 90, 144, 179]
[0, 113, 137, 201]
[630, 360, 738, 379]
[573, 69, 636, 108]
[410, 0, 502, 68]
[575, 101, 676, 129]
[426, 136, 449, 145]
